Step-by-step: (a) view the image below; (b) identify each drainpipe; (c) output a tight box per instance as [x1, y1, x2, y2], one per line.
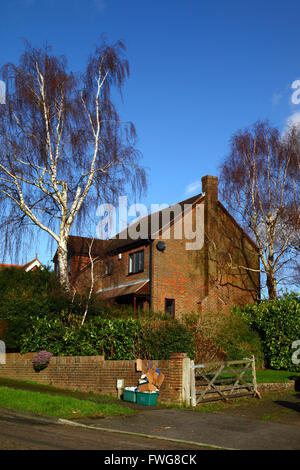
[149, 238, 153, 310]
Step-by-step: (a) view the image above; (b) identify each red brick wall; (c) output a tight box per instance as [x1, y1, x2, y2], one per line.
[151, 210, 207, 317]
[70, 254, 91, 280]
[152, 198, 259, 318]
[101, 245, 150, 291]
[0, 352, 187, 405]
[73, 244, 150, 296]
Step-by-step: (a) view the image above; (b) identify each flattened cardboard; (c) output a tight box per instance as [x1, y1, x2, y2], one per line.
[138, 383, 157, 393]
[156, 372, 165, 388]
[146, 366, 165, 388]
[146, 369, 155, 384]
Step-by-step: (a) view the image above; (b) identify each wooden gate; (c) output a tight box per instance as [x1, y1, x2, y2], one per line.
[190, 357, 258, 406]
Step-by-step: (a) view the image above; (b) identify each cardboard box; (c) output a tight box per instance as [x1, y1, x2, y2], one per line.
[146, 369, 155, 384]
[123, 364, 164, 404]
[138, 382, 158, 393]
[155, 373, 165, 388]
[146, 365, 165, 388]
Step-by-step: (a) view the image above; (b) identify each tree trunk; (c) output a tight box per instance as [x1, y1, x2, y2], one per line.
[266, 270, 278, 300]
[56, 242, 70, 291]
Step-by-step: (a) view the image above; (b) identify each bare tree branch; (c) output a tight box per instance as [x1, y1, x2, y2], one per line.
[0, 40, 146, 288]
[219, 120, 300, 299]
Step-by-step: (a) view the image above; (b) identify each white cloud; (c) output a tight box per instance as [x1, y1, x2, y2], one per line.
[283, 112, 300, 137]
[287, 112, 300, 127]
[185, 180, 202, 196]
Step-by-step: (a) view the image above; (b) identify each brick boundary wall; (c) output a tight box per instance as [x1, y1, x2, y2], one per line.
[0, 352, 189, 405]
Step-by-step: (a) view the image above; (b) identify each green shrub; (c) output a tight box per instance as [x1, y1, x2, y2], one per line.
[234, 293, 300, 371]
[214, 312, 264, 366]
[0, 268, 68, 351]
[182, 310, 265, 366]
[19, 315, 195, 360]
[141, 320, 195, 360]
[0, 267, 195, 359]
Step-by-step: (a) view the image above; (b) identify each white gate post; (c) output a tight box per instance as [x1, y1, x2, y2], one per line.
[182, 356, 191, 406]
[190, 360, 196, 407]
[251, 355, 258, 393]
[0, 340, 6, 365]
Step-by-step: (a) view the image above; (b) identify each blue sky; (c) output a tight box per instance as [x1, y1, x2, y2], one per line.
[1, 0, 300, 265]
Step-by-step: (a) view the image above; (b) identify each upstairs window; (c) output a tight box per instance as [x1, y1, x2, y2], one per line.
[129, 250, 144, 274]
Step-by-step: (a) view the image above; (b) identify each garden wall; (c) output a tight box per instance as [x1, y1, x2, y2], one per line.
[0, 352, 189, 405]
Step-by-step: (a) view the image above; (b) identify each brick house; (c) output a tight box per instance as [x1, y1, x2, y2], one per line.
[53, 175, 260, 317]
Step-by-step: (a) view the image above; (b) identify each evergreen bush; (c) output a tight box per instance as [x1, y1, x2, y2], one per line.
[234, 293, 300, 371]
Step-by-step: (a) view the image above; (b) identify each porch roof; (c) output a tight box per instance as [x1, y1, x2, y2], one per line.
[97, 279, 149, 299]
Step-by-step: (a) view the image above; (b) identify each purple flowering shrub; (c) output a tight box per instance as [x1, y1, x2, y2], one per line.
[33, 350, 53, 371]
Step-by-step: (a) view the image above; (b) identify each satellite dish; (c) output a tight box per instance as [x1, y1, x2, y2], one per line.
[156, 241, 166, 252]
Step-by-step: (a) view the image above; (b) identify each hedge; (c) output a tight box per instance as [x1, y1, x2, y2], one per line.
[19, 316, 195, 360]
[234, 293, 300, 371]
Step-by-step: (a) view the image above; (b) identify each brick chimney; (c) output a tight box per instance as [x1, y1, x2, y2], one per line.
[201, 175, 219, 300]
[201, 175, 218, 203]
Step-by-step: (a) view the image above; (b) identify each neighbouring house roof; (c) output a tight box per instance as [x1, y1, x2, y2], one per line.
[0, 255, 43, 272]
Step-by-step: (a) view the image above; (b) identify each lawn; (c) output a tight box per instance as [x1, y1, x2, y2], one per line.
[203, 368, 299, 385]
[0, 386, 136, 419]
[256, 369, 299, 383]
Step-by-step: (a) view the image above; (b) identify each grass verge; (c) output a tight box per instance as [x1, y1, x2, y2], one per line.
[0, 386, 136, 419]
[0, 377, 126, 405]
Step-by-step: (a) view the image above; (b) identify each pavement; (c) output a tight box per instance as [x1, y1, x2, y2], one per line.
[0, 407, 203, 450]
[0, 402, 300, 450]
[73, 405, 300, 450]
[0, 381, 300, 450]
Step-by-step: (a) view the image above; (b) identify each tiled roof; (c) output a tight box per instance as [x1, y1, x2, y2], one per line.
[0, 256, 42, 272]
[97, 280, 149, 299]
[0, 263, 24, 271]
[57, 193, 204, 260]
[67, 236, 110, 256]
[106, 193, 204, 254]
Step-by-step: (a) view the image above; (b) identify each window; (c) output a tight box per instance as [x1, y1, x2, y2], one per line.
[128, 250, 144, 274]
[165, 298, 175, 317]
[104, 261, 113, 276]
